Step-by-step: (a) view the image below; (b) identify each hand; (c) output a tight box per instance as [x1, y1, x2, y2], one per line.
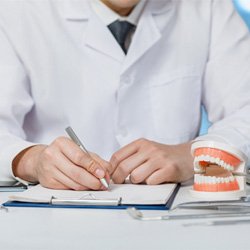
[12, 137, 111, 190]
[110, 139, 194, 185]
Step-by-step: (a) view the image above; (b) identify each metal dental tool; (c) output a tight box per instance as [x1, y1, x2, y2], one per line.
[183, 219, 250, 227]
[170, 196, 250, 211]
[127, 207, 250, 221]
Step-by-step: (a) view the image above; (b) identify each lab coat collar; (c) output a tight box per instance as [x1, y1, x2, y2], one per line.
[62, 0, 124, 61]
[84, 11, 125, 62]
[121, 0, 175, 74]
[61, 0, 174, 64]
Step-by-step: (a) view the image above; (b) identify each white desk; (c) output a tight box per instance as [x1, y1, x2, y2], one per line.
[1, 184, 250, 250]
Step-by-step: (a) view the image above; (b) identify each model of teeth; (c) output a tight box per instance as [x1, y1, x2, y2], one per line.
[191, 141, 248, 199]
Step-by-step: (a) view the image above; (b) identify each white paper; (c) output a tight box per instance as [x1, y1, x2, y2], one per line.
[9, 183, 177, 205]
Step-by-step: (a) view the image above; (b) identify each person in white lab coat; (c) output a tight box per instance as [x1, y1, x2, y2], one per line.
[0, 0, 250, 190]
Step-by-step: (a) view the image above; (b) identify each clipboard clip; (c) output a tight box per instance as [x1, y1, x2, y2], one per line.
[50, 195, 122, 206]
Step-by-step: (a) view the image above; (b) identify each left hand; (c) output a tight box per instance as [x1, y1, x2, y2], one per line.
[110, 139, 194, 184]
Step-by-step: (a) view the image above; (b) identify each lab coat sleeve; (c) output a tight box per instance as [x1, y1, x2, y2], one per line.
[197, 0, 250, 162]
[0, 25, 35, 181]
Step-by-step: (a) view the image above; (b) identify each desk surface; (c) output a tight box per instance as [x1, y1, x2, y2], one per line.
[1, 184, 250, 250]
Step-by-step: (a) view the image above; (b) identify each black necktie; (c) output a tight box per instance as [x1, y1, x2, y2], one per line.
[108, 20, 135, 54]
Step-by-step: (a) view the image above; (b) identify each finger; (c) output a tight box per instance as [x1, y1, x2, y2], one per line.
[40, 176, 69, 190]
[90, 153, 111, 183]
[54, 152, 104, 190]
[112, 152, 148, 184]
[145, 168, 177, 185]
[110, 140, 140, 173]
[52, 167, 89, 191]
[53, 137, 107, 179]
[129, 161, 160, 184]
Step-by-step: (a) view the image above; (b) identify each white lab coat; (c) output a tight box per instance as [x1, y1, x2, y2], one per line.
[0, 0, 250, 180]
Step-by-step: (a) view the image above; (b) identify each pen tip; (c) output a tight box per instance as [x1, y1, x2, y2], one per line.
[100, 178, 109, 189]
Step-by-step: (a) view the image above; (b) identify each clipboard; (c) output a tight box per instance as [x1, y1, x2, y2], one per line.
[3, 184, 180, 210]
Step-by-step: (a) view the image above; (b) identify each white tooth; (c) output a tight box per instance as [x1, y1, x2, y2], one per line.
[194, 166, 200, 172]
[202, 176, 206, 184]
[225, 177, 230, 183]
[222, 162, 228, 171]
[223, 164, 229, 170]
[197, 175, 200, 184]
[207, 176, 210, 184]
[227, 164, 233, 171]
[207, 156, 213, 163]
[219, 160, 224, 167]
[195, 175, 200, 184]
[197, 155, 203, 161]
[209, 176, 213, 184]
[208, 176, 212, 184]
[196, 175, 200, 184]
[207, 176, 211, 184]
[194, 163, 205, 173]
[224, 162, 228, 169]
[213, 177, 217, 184]
[211, 157, 217, 164]
[197, 175, 201, 184]
[229, 176, 234, 182]
[215, 158, 220, 164]
[202, 176, 205, 184]
[204, 155, 210, 162]
[198, 155, 203, 161]
[221, 161, 226, 168]
[213, 157, 218, 163]
[197, 175, 200, 183]
[199, 175, 203, 184]
[194, 163, 201, 171]
[195, 175, 198, 184]
[204, 176, 208, 184]
[217, 177, 221, 183]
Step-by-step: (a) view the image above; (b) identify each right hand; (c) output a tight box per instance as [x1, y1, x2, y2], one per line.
[12, 137, 111, 190]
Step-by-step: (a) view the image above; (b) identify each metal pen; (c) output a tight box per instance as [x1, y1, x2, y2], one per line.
[65, 126, 109, 189]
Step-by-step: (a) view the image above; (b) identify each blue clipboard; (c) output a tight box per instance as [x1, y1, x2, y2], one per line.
[3, 184, 180, 210]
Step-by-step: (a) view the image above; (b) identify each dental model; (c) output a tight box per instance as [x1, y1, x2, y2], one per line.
[191, 141, 248, 199]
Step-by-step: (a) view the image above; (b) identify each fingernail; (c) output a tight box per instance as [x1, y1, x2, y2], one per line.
[95, 169, 105, 178]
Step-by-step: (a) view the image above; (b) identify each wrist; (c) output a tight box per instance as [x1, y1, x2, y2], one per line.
[12, 145, 46, 183]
